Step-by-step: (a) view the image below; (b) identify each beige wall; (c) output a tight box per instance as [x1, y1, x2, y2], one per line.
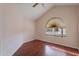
[0, 4, 35, 56]
[0, 5, 3, 56]
[23, 19, 35, 42]
[0, 4, 79, 56]
[35, 6, 78, 48]
[77, 5, 79, 49]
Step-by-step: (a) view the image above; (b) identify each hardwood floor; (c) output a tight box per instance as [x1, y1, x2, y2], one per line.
[13, 40, 79, 56]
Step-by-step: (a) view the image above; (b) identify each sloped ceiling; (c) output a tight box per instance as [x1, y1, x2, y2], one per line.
[19, 3, 54, 21]
[18, 3, 78, 21]
[2, 3, 78, 21]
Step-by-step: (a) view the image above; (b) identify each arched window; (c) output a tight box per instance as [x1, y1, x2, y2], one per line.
[46, 17, 66, 37]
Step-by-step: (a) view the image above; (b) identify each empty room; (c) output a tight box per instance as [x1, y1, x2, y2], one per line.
[0, 3, 79, 56]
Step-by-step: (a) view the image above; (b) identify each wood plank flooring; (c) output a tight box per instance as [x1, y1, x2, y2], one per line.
[13, 40, 79, 56]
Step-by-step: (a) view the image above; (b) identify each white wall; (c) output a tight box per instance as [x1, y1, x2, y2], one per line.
[35, 5, 78, 48]
[0, 4, 35, 56]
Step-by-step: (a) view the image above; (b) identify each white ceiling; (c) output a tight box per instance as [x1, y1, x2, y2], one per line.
[18, 3, 54, 21]
[18, 3, 78, 21]
[2, 3, 78, 21]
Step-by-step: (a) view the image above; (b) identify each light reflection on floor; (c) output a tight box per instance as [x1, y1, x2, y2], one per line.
[44, 45, 67, 56]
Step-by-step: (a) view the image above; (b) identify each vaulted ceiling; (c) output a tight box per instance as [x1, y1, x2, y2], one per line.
[1, 3, 78, 21]
[19, 3, 54, 21]
[18, 3, 78, 21]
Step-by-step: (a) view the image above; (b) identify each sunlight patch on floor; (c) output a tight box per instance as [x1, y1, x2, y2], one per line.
[45, 45, 66, 56]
